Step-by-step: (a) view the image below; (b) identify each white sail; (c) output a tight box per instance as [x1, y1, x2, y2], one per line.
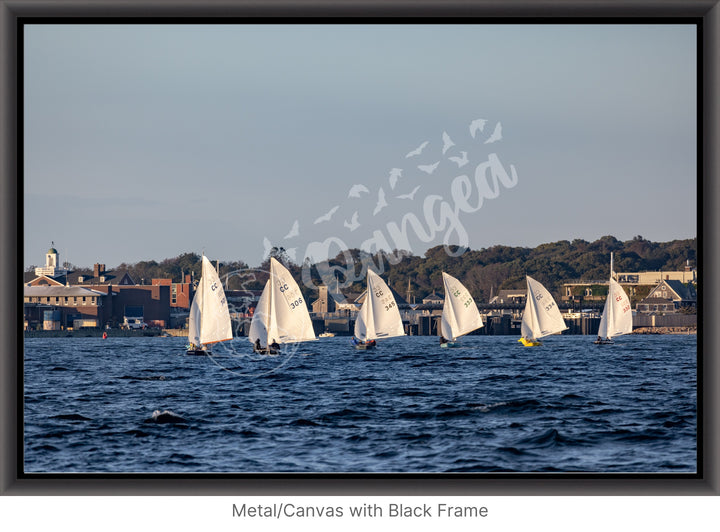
[597, 278, 633, 339]
[440, 272, 483, 341]
[521, 276, 568, 340]
[187, 255, 233, 346]
[248, 280, 274, 347]
[249, 258, 315, 346]
[354, 270, 405, 341]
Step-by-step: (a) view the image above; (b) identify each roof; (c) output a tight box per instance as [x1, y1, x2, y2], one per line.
[24, 286, 106, 297]
[498, 289, 526, 297]
[422, 291, 443, 303]
[355, 286, 410, 308]
[663, 280, 696, 301]
[47, 247, 58, 254]
[24, 269, 137, 286]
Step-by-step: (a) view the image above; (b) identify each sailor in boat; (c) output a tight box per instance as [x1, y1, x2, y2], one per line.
[440, 335, 447, 345]
[270, 339, 280, 351]
[187, 342, 206, 354]
[351, 336, 376, 348]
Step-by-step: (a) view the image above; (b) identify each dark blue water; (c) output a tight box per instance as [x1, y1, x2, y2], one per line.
[23, 334, 697, 473]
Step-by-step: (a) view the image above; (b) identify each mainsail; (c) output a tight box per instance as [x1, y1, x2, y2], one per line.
[187, 255, 233, 347]
[249, 257, 316, 347]
[440, 272, 483, 341]
[354, 270, 405, 341]
[520, 275, 568, 341]
[597, 279, 633, 340]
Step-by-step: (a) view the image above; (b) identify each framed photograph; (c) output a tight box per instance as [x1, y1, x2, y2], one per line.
[4, 0, 717, 509]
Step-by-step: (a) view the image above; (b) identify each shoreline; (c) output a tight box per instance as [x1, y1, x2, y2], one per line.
[24, 327, 697, 338]
[631, 327, 697, 335]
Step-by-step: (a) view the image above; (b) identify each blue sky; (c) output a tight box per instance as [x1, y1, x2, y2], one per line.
[24, 23, 697, 269]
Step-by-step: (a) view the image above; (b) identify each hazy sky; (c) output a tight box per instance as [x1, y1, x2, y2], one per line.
[23, 23, 697, 269]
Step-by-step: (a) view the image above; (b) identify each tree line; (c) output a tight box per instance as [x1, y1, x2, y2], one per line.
[36, 235, 697, 303]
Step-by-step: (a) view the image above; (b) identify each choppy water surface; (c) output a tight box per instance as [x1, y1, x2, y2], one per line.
[24, 334, 697, 473]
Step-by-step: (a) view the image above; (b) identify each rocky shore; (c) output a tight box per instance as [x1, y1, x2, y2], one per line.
[632, 326, 697, 335]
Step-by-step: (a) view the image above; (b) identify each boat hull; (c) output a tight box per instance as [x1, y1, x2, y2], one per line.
[186, 349, 209, 356]
[354, 344, 376, 350]
[593, 339, 615, 345]
[253, 347, 279, 355]
[518, 337, 542, 347]
[440, 342, 457, 348]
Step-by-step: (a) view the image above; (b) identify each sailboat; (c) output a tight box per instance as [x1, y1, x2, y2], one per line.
[352, 269, 405, 349]
[248, 257, 316, 354]
[594, 253, 633, 344]
[518, 275, 568, 346]
[439, 272, 483, 347]
[186, 255, 233, 355]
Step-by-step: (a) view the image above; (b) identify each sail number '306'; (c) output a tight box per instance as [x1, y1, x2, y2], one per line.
[278, 280, 303, 310]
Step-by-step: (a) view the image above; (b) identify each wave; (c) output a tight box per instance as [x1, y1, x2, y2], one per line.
[290, 418, 321, 427]
[470, 399, 545, 413]
[50, 414, 92, 421]
[145, 410, 187, 424]
[513, 428, 578, 449]
[396, 432, 433, 442]
[319, 409, 370, 423]
[497, 446, 531, 456]
[124, 429, 151, 437]
[119, 375, 167, 381]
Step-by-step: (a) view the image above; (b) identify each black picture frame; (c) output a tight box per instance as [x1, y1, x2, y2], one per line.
[3, 0, 716, 496]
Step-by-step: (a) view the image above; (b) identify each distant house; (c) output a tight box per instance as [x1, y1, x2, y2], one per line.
[409, 291, 442, 315]
[421, 292, 443, 305]
[311, 284, 361, 314]
[636, 279, 697, 313]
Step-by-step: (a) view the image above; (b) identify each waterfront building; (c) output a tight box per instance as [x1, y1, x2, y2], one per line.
[561, 262, 698, 308]
[636, 279, 697, 314]
[24, 245, 172, 329]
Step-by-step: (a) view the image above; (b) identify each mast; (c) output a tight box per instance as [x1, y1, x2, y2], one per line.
[201, 253, 206, 345]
